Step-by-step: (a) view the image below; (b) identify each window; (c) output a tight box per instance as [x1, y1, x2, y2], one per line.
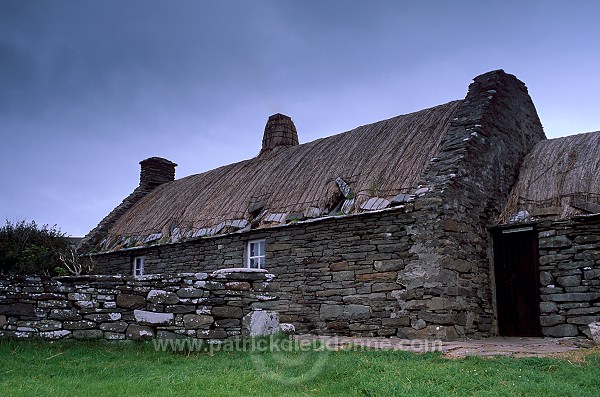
[247, 240, 265, 269]
[133, 256, 145, 276]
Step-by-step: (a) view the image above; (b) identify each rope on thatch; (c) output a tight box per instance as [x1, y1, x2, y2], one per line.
[499, 131, 600, 223]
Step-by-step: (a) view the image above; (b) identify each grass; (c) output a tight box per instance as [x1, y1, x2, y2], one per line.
[0, 338, 598, 397]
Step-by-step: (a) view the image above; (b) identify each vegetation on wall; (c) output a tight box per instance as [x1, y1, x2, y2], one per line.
[0, 220, 72, 276]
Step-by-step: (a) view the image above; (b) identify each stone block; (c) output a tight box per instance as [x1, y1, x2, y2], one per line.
[319, 304, 371, 321]
[68, 293, 91, 301]
[225, 282, 251, 291]
[548, 292, 600, 302]
[242, 310, 279, 337]
[589, 322, 600, 344]
[373, 260, 405, 272]
[39, 330, 71, 340]
[183, 314, 213, 329]
[279, 323, 295, 335]
[0, 303, 36, 317]
[0, 315, 6, 329]
[147, 290, 180, 304]
[34, 320, 63, 331]
[574, 235, 600, 244]
[567, 316, 600, 325]
[332, 271, 355, 281]
[559, 261, 593, 270]
[381, 317, 410, 327]
[251, 301, 278, 310]
[126, 324, 154, 340]
[100, 321, 128, 333]
[390, 194, 414, 205]
[542, 324, 579, 337]
[212, 306, 243, 318]
[442, 219, 467, 233]
[63, 320, 96, 330]
[584, 269, 600, 280]
[165, 305, 196, 313]
[377, 328, 397, 337]
[104, 332, 126, 340]
[360, 197, 390, 211]
[326, 321, 349, 330]
[539, 302, 558, 314]
[75, 300, 98, 309]
[84, 313, 122, 323]
[540, 314, 565, 327]
[176, 287, 204, 298]
[539, 235, 572, 248]
[566, 307, 600, 315]
[539, 271, 553, 286]
[252, 281, 279, 292]
[116, 294, 146, 309]
[556, 275, 581, 287]
[330, 261, 349, 271]
[371, 283, 399, 292]
[194, 272, 209, 280]
[356, 271, 396, 282]
[197, 329, 228, 339]
[48, 309, 81, 321]
[214, 318, 240, 328]
[444, 259, 473, 273]
[72, 329, 104, 340]
[134, 310, 174, 326]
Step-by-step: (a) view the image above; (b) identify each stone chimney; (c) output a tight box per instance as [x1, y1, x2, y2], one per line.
[139, 157, 177, 189]
[260, 113, 299, 155]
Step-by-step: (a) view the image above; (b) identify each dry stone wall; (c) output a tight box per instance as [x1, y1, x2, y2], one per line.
[93, 206, 495, 340]
[0, 270, 278, 341]
[536, 217, 600, 338]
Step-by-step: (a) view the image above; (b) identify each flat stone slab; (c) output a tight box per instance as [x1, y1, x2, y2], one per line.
[134, 310, 174, 326]
[294, 335, 592, 358]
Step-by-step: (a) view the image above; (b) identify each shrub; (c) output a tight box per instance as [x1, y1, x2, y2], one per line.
[0, 220, 71, 276]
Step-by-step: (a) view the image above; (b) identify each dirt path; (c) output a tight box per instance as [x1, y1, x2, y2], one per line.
[295, 334, 597, 358]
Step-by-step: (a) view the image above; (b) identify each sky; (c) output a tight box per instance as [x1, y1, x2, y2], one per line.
[1, 0, 599, 237]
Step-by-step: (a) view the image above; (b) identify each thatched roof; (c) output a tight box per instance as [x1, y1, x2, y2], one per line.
[500, 131, 600, 223]
[100, 100, 461, 250]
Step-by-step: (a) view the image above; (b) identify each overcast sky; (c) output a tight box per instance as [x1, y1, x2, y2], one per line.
[1, 0, 599, 237]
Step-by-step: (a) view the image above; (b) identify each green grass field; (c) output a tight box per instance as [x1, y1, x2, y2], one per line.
[0, 338, 598, 396]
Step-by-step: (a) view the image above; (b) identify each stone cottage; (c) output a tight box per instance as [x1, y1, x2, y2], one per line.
[494, 131, 599, 339]
[80, 70, 598, 340]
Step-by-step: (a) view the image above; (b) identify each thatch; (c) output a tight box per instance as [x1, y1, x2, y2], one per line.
[102, 100, 462, 250]
[500, 131, 600, 223]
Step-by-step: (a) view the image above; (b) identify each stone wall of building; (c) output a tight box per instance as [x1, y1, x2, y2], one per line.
[92, 207, 425, 337]
[537, 217, 600, 338]
[89, 71, 546, 341]
[389, 70, 545, 339]
[0, 270, 278, 341]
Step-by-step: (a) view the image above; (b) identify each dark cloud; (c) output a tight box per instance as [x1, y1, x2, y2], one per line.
[1, 0, 599, 235]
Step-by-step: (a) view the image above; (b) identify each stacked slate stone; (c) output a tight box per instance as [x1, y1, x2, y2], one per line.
[139, 157, 177, 189]
[260, 113, 299, 155]
[537, 218, 600, 338]
[0, 270, 278, 341]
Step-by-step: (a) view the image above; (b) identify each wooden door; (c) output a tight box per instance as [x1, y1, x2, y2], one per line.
[493, 227, 542, 336]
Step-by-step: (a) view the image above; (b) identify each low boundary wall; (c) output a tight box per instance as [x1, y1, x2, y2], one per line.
[0, 269, 279, 341]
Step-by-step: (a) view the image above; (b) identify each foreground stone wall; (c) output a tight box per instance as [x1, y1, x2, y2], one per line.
[0, 270, 278, 341]
[537, 217, 600, 338]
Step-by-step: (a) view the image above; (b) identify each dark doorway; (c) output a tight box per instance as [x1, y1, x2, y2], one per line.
[493, 227, 542, 336]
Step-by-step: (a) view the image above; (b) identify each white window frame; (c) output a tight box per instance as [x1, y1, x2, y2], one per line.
[133, 256, 145, 276]
[246, 239, 265, 269]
